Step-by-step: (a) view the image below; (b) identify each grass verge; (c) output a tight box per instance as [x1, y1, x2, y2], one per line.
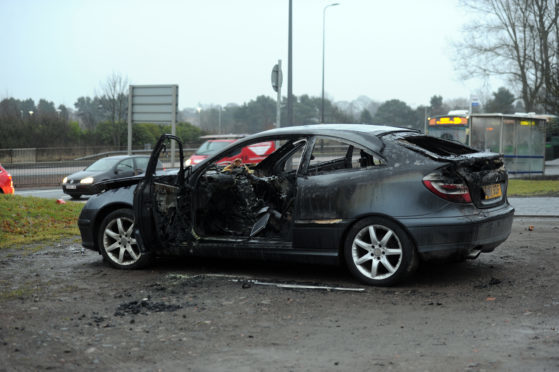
[0, 195, 84, 249]
[508, 179, 559, 197]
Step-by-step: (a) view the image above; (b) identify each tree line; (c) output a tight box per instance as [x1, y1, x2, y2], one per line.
[0, 96, 204, 150]
[1, 84, 539, 150]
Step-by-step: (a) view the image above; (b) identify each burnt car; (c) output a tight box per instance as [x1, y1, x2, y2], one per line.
[78, 124, 514, 286]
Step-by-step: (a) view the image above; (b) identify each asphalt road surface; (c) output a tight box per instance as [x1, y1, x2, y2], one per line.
[1, 217, 558, 371]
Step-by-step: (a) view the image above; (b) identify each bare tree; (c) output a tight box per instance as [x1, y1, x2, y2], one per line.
[535, 0, 559, 114]
[99, 72, 129, 147]
[455, 0, 558, 113]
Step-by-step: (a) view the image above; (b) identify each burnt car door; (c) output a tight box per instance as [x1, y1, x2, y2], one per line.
[134, 135, 194, 254]
[190, 136, 308, 252]
[293, 136, 387, 251]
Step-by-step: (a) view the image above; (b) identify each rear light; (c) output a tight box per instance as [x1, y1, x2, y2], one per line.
[422, 172, 472, 203]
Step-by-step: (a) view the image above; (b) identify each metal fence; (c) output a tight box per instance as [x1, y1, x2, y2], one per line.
[1, 146, 198, 188]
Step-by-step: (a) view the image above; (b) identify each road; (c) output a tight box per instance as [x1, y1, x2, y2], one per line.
[1, 217, 558, 371]
[15, 188, 89, 202]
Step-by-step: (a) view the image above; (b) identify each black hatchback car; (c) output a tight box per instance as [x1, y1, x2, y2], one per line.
[62, 155, 161, 199]
[78, 124, 514, 286]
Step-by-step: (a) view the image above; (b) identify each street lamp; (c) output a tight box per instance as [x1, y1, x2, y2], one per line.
[321, 2, 339, 124]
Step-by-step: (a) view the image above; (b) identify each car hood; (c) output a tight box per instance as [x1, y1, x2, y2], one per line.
[67, 170, 106, 181]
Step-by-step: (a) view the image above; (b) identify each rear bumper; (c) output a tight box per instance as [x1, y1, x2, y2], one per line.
[400, 204, 515, 261]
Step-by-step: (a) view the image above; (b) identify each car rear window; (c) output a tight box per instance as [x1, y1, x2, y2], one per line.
[399, 135, 477, 156]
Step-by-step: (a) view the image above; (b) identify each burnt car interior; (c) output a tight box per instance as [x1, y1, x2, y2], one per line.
[150, 135, 387, 246]
[306, 137, 385, 175]
[194, 138, 306, 240]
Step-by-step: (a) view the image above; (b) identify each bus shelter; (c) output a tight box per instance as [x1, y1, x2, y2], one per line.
[470, 114, 547, 177]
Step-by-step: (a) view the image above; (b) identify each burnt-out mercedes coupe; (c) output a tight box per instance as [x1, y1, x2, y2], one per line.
[78, 124, 514, 286]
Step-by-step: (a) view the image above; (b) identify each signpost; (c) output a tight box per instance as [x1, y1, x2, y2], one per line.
[271, 60, 283, 128]
[470, 96, 480, 116]
[127, 85, 178, 166]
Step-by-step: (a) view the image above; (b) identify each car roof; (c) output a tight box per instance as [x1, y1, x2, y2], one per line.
[200, 134, 247, 140]
[242, 124, 416, 151]
[261, 123, 412, 135]
[98, 155, 150, 160]
[205, 139, 237, 143]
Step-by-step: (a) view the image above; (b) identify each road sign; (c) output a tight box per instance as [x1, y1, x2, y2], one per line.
[127, 85, 179, 165]
[271, 64, 283, 92]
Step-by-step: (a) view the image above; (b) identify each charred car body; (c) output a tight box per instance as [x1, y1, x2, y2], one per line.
[78, 124, 514, 286]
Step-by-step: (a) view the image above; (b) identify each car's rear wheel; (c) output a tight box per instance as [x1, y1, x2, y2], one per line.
[97, 208, 151, 269]
[344, 217, 417, 286]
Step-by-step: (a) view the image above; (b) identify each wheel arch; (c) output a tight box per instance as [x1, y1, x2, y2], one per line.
[92, 202, 134, 251]
[337, 213, 419, 261]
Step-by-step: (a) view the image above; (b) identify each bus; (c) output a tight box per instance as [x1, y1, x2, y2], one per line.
[427, 110, 469, 145]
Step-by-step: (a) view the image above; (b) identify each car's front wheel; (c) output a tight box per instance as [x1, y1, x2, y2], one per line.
[97, 208, 151, 269]
[344, 217, 417, 286]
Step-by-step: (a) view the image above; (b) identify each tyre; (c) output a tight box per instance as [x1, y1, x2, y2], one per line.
[344, 217, 417, 286]
[70, 194, 82, 200]
[97, 208, 151, 269]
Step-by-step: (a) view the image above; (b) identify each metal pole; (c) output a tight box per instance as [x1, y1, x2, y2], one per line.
[321, 3, 339, 124]
[276, 59, 282, 128]
[287, 0, 293, 126]
[127, 86, 132, 155]
[218, 105, 222, 134]
[170, 85, 177, 167]
[424, 106, 428, 134]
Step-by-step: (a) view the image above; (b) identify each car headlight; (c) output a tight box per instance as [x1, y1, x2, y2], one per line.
[62, 177, 68, 184]
[80, 177, 94, 184]
[185, 159, 192, 166]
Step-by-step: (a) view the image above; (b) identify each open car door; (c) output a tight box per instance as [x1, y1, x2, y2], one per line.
[134, 135, 194, 254]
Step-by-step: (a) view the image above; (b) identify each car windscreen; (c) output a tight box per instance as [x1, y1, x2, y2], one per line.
[85, 157, 121, 171]
[195, 141, 233, 155]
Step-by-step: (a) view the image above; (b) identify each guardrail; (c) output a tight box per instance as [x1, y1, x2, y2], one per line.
[3, 149, 196, 188]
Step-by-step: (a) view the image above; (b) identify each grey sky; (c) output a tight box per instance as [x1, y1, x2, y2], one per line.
[1, 0, 492, 110]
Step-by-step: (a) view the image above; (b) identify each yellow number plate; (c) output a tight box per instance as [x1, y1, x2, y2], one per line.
[483, 184, 502, 200]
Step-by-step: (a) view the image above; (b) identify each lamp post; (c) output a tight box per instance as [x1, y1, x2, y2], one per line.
[218, 105, 222, 134]
[321, 2, 339, 124]
[287, 0, 293, 127]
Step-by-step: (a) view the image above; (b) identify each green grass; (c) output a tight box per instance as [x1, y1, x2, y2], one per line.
[507, 179, 559, 197]
[0, 195, 84, 249]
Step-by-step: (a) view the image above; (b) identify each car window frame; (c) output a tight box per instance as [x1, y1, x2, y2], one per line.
[134, 157, 149, 173]
[299, 135, 386, 177]
[116, 158, 134, 174]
